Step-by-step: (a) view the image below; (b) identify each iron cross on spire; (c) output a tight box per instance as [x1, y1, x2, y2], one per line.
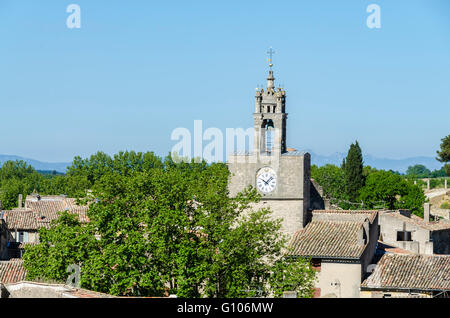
[267, 47, 275, 68]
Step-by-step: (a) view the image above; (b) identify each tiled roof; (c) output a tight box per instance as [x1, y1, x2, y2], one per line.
[3, 196, 89, 230]
[361, 254, 450, 291]
[0, 259, 26, 284]
[312, 210, 378, 223]
[4, 209, 38, 230]
[377, 241, 412, 255]
[3, 281, 117, 298]
[288, 220, 366, 259]
[26, 200, 65, 222]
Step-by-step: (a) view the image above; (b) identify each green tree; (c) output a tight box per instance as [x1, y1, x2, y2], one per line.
[269, 257, 317, 298]
[406, 164, 431, 178]
[359, 170, 426, 216]
[342, 141, 365, 203]
[436, 135, 450, 176]
[311, 164, 346, 205]
[24, 154, 316, 298]
[0, 160, 44, 209]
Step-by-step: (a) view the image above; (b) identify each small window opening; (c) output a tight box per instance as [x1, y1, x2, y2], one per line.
[397, 231, 412, 241]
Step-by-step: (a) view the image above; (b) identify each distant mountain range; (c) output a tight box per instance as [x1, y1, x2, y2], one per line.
[0, 152, 444, 174]
[0, 154, 71, 173]
[307, 151, 443, 173]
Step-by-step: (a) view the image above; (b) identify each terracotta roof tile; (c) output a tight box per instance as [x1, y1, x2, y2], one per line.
[0, 259, 26, 284]
[288, 220, 366, 259]
[312, 209, 378, 223]
[3, 209, 38, 230]
[361, 254, 450, 291]
[3, 196, 89, 230]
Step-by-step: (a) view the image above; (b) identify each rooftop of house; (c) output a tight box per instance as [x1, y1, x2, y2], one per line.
[2, 281, 117, 298]
[311, 209, 378, 223]
[361, 254, 450, 292]
[380, 210, 450, 231]
[0, 259, 26, 284]
[376, 241, 413, 255]
[1, 195, 89, 230]
[288, 210, 378, 260]
[288, 220, 367, 259]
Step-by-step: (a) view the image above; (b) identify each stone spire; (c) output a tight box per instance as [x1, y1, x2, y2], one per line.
[267, 70, 275, 90]
[266, 47, 276, 90]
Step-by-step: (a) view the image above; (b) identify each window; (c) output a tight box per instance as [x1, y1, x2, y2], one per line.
[311, 259, 322, 272]
[17, 231, 29, 243]
[397, 231, 412, 241]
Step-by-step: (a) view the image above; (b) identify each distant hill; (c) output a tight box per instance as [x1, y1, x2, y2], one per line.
[0, 152, 443, 175]
[307, 151, 443, 173]
[0, 154, 71, 173]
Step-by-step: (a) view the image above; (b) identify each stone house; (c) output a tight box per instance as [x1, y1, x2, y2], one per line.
[379, 208, 450, 255]
[0, 195, 89, 259]
[361, 254, 450, 298]
[288, 210, 379, 298]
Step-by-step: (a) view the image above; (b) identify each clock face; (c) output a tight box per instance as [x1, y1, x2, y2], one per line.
[256, 167, 277, 194]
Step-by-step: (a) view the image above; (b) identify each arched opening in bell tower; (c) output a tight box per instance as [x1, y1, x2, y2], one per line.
[262, 119, 274, 154]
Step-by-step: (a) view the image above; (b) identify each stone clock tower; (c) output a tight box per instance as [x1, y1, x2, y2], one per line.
[227, 57, 312, 237]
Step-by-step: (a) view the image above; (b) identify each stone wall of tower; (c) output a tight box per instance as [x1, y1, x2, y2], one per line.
[250, 200, 306, 239]
[227, 153, 311, 237]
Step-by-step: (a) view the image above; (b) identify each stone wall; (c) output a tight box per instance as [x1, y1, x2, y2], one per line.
[228, 153, 311, 236]
[379, 212, 434, 255]
[310, 180, 325, 211]
[317, 262, 362, 298]
[251, 200, 305, 239]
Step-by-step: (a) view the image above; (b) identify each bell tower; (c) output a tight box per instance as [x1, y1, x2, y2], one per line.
[254, 48, 287, 158]
[227, 48, 312, 237]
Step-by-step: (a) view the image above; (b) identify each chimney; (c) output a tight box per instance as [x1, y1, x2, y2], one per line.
[358, 220, 370, 246]
[424, 203, 431, 223]
[324, 199, 331, 210]
[18, 194, 23, 209]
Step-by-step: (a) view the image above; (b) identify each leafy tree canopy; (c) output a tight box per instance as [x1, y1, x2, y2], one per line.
[436, 135, 450, 176]
[342, 141, 365, 202]
[24, 154, 317, 298]
[359, 170, 426, 216]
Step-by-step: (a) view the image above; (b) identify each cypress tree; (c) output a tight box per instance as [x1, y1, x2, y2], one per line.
[343, 141, 365, 203]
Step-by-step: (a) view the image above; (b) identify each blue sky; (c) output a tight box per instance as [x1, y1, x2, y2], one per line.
[0, 0, 449, 163]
